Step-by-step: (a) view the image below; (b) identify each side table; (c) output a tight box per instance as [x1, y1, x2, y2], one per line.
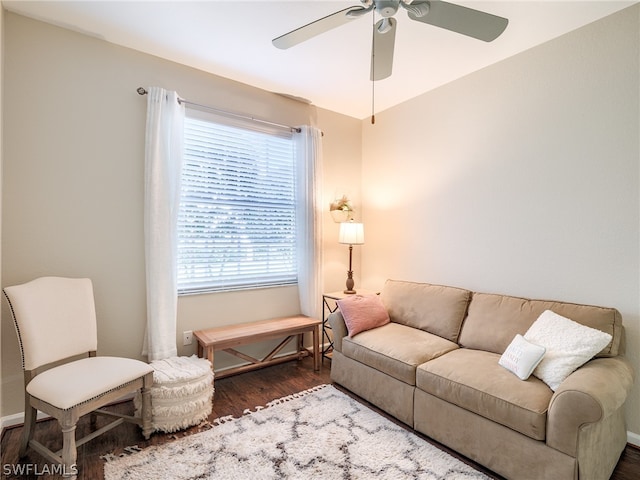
[322, 289, 377, 362]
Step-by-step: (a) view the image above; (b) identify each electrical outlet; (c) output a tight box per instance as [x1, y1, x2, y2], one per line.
[183, 330, 193, 346]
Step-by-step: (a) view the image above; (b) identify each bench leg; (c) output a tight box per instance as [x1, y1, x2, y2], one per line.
[206, 347, 214, 381]
[313, 325, 320, 371]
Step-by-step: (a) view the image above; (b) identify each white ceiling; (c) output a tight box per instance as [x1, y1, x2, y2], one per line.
[3, 1, 636, 119]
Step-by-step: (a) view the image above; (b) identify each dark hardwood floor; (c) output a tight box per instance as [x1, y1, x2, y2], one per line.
[2, 357, 639, 479]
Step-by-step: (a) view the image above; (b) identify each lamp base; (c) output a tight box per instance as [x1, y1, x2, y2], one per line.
[344, 271, 355, 294]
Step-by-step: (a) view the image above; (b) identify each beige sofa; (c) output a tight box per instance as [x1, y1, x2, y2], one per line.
[329, 280, 634, 480]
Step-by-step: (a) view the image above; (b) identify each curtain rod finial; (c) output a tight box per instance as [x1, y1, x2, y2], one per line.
[137, 87, 147, 95]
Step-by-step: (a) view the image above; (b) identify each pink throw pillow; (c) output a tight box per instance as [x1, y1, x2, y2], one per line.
[337, 294, 390, 337]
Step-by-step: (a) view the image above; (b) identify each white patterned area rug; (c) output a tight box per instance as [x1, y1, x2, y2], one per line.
[103, 384, 490, 479]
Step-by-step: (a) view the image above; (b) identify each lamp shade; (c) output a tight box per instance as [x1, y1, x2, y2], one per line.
[339, 222, 365, 245]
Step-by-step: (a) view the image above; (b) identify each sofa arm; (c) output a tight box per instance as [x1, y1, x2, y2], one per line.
[328, 311, 348, 353]
[546, 356, 634, 456]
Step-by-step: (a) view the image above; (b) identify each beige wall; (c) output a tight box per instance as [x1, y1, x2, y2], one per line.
[0, 4, 4, 422]
[0, 12, 361, 416]
[361, 5, 640, 439]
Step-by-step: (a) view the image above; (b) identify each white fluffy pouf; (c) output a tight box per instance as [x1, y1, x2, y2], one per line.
[135, 355, 214, 433]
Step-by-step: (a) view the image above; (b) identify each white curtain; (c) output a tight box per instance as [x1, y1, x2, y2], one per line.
[294, 126, 324, 320]
[142, 87, 185, 361]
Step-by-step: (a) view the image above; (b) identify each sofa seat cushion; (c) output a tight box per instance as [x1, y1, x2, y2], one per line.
[342, 322, 459, 385]
[416, 349, 552, 440]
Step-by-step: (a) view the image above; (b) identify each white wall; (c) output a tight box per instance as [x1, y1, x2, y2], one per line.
[361, 6, 640, 437]
[0, 12, 361, 416]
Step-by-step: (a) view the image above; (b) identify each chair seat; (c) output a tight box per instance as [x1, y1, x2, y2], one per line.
[27, 356, 153, 410]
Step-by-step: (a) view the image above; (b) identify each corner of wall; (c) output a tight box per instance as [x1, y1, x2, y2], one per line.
[0, 3, 6, 423]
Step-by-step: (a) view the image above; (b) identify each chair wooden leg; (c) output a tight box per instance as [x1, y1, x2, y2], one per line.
[141, 372, 153, 439]
[90, 412, 98, 430]
[60, 420, 78, 479]
[20, 400, 37, 458]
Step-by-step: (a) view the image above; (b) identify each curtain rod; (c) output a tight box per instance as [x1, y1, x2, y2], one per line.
[137, 87, 301, 133]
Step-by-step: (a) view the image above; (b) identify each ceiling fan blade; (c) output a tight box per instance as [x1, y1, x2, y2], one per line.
[370, 18, 396, 81]
[273, 6, 367, 49]
[408, 1, 508, 42]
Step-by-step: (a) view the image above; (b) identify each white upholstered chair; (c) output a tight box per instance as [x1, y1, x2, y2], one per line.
[3, 277, 154, 478]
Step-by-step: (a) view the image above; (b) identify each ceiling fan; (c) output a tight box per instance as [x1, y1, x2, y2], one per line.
[272, 0, 509, 81]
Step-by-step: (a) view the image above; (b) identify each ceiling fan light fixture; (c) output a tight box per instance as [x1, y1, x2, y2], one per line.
[377, 18, 393, 34]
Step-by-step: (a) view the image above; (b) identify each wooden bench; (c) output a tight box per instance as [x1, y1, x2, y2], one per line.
[194, 315, 321, 379]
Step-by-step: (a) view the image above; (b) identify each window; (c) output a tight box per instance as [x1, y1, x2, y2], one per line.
[177, 113, 297, 294]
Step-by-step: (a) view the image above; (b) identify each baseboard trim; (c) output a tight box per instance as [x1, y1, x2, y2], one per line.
[628, 431, 640, 447]
[1, 410, 51, 433]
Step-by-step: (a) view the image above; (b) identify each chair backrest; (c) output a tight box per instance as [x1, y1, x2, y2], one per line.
[4, 277, 98, 371]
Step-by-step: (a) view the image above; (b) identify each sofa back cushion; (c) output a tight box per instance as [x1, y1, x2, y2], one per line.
[380, 280, 472, 342]
[458, 292, 623, 357]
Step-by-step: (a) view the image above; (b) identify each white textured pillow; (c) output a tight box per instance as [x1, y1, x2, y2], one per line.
[524, 310, 612, 391]
[499, 334, 546, 380]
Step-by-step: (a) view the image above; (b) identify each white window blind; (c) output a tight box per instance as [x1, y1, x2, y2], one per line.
[178, 115, 297, 294]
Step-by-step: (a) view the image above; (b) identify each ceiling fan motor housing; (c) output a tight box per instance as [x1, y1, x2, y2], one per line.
[374, 0, 400, 17]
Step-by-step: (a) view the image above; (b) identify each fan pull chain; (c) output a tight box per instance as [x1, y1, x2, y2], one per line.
[371, 9, 376, 125]
[371, 84, 375, 124]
